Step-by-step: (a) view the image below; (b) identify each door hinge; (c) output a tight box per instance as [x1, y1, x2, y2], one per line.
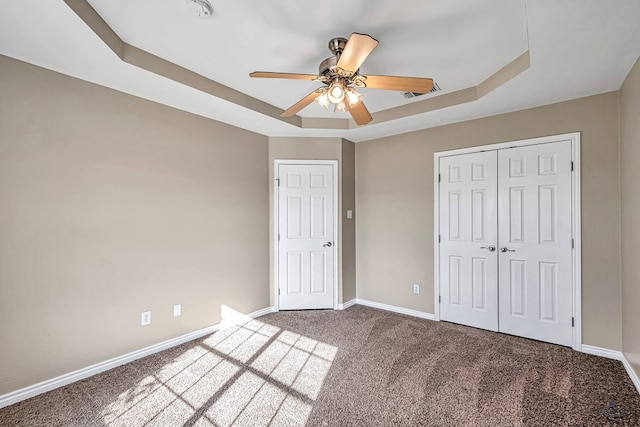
[571, 161, 574, 172]
[438, 234, 441, 243]
[438, 173, 441, 183]
[439, 295, 441, 304]
[571, 317, 575, 327]
[278, 288, 280, 296]
[278, 234, 280, 241]
[276, 178, 280, 187]
[571, 238, 574, 249]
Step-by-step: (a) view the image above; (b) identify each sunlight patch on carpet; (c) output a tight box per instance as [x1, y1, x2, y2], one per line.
[100, 305, 336, 426]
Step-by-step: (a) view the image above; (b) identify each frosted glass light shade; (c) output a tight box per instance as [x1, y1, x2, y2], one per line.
[327, 82, 345, 103]
[334, 101, 348, 113]
[315, 91, 330, 109]
[345, 87, 363, 107]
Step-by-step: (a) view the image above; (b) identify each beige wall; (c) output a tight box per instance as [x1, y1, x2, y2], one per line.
[341, 139, 357, 302]
[356, 92, 621, 350]
[267, 137, 356, 305]
[620, 57, 640, 373]
[0, 56, 270, 395]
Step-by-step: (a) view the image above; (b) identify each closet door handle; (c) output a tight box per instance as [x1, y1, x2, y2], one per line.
[500, 247, 516, 253]
[480, 245, 496, 252]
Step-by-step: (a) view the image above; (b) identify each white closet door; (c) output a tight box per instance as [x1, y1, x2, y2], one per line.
[497, 141, 573, 346]
[439, 151, 499, 332]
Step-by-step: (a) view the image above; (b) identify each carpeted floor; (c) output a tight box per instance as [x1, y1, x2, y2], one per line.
[1, 305, 639, 426]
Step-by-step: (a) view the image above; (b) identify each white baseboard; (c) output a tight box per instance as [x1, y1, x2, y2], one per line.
[338, 299, 357, 310]
[581, 345, 624, 360]
[249, 307, 275, 317]
[0, 306, 274, 409]
[581, 345, 640, 395]
[622, 355, 640, 395]
[355, 298, 435, 320]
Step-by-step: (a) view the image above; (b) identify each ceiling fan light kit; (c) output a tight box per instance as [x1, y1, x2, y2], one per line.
[314, 84, 362, 111]
[250, 32, 434, 125]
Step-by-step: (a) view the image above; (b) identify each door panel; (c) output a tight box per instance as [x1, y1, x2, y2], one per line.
[497, 141, 573, 346]
[438, 140, 574, 347]
[439, 151, 498, 331]
[278, 164, 335, 310]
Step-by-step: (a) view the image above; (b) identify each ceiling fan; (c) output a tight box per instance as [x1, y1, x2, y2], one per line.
[250, 33, 434, 126]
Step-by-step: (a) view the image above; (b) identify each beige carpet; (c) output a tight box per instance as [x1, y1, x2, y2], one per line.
[1, 305, 639, 426]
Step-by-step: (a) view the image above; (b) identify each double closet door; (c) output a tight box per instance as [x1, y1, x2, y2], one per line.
[439, 141, 574, 346]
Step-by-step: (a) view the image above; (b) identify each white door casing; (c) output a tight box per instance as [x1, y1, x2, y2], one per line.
[276, 162, 336, 310]
[435, 133, 581, 349]
[439, 151, 499, 331]
[498, 141, 573, 346]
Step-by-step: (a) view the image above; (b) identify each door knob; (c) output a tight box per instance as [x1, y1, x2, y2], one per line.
[323, 242, 333, 247]
[480, 245, 496, 252]
[500, 247, 516, 252]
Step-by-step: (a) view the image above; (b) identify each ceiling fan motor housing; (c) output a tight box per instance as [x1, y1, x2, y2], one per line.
[319, 56, 338, 77]
[319, 55, 365, 88]
[320, 37, 365, 84]
[320, 37, 348, 78]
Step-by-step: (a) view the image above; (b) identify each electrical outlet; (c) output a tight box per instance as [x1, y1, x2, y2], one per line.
[141, 310, 151, 326]
[173, 304, 182, 317]
[413, 284, 420, 294]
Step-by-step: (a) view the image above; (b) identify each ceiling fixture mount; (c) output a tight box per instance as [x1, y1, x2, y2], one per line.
[185, 0, 212, 18]
[250, 33, 434, 126]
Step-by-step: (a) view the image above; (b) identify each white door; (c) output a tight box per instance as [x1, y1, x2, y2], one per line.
[438, 141, 574, 346]
[278, 163, 335, 310]
[439, 151, 499, 331]
[497, 141, 573, 346]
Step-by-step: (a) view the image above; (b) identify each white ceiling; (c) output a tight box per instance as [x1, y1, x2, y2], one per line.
[1, 0, 639, 142]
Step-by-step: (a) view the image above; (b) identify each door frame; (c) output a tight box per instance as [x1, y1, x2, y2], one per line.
[273, 159, 339, 312]
[433, 132, 582, 350]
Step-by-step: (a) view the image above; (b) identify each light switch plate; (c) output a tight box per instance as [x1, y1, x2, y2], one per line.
[174, 304, 181, 317]
[141, 311, 151, 326]
[347, 210, 353, 219]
